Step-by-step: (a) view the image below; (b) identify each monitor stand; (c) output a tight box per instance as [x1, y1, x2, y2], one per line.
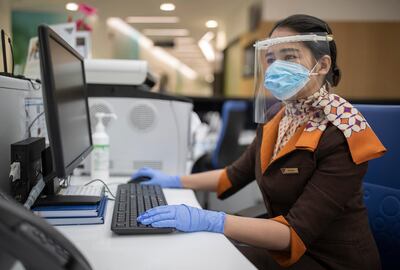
[35, 147, 102, 206]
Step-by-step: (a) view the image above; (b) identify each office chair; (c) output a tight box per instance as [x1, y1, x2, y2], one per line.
[354, 104, 400, 270]
[191, 101, 248, 209]
[192, 100, 248, 173]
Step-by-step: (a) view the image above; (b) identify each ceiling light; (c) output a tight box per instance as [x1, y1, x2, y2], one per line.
[66, 2, 79, 11]
[198, 32, 216, 62]
[107, 18, 197, 80]
[160, 3, 175, 11]
[198, 40, 215, 62]
[201, 31, 215, 42]
[126, 16, 179, 24]
[143, 29, 189, 36]
[206, 20, 218, 28]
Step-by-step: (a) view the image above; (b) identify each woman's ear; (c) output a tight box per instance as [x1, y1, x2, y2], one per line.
[317, 55, 332, 75]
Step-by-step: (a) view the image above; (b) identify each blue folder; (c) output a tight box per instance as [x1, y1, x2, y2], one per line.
[43, 196, 108, 226]
[33, 195, 107, 218]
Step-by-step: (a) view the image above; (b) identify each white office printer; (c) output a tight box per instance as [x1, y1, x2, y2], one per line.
[84, 59, 193, 176]
[84, 59, 153, 88]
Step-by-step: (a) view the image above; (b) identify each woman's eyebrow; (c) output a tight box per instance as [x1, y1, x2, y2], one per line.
[279, 48, 300, 54]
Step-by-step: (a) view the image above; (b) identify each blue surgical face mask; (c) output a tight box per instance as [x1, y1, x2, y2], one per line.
[264, 60, 317, 101]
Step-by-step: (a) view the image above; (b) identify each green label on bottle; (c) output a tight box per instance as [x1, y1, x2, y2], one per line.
[93, 144, 109, 150]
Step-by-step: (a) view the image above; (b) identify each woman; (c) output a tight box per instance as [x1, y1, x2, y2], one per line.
[133, 14, 386, 269]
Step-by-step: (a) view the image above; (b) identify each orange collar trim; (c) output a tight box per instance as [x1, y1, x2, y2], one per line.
[260, 108, 386, 174]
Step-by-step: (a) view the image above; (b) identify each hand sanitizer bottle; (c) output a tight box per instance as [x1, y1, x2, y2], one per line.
[91, 113, 117, 180]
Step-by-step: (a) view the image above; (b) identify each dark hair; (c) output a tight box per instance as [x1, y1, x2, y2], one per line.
[269, 14, 341, 87]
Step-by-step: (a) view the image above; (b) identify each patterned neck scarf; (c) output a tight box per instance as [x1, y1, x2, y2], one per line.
[272, 84, 376, 160]
[304, 87, 369, 137]
[272, 87, 326, 159]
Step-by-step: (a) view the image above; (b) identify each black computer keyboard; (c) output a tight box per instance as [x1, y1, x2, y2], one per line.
[111, 183, 174, 235]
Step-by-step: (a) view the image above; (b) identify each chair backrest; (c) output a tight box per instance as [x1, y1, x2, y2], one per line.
[355, 104, 400, 270]
[363, 183, 400, 269]
[211, 101, 247, 168]
[354, 104, 400, 188]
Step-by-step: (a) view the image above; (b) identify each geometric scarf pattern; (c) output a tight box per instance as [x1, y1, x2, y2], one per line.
[273, 85, 371, 159]
[305, 87, 369, 138]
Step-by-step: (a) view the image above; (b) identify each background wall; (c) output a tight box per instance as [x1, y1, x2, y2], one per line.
[224, 0, 400, 101]
[262, 0, 400, 21]
[223, 0, 262, 45]
[0, 0, 11, 34]
[11, 10, 67, 72]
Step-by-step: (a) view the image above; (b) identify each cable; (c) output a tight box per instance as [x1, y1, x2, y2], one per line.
[59, 175, 71, 189]
[84, 179, 116, 200]
[27, 111, 45, 137]
[169, 101, 182, 174]
[5, 33, 14, 76]
[24, 174, 45, 209]
[1, 29, 7, 74]
[27, 78, 41, 90]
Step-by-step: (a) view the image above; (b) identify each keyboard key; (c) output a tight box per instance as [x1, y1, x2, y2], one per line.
[118, 203, 127, 211]
[151, 197, 159, 208]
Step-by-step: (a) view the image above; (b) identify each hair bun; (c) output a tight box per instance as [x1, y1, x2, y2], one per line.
[333, 67, 339, 75]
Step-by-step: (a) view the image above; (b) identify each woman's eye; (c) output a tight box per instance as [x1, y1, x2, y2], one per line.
[284, 55, 297, 61]
[266, 58, 275, 64]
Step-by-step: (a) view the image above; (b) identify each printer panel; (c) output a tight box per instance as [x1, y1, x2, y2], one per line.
[86, 97, 191, 176]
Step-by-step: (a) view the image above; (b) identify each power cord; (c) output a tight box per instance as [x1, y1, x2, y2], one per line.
[27, 111, 45, 137]
[4, 32, 14, 76]
[24, 173, 45, 209]
[84, 179, 116, 200]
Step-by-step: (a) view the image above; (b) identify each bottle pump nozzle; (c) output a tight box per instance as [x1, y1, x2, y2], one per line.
[94, 113, 117, 133]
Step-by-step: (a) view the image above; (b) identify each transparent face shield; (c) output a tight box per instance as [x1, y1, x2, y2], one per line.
[253, 33, 333, 124]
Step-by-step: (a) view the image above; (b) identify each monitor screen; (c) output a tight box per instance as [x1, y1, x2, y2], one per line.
[49, 37, 91, 168]
[39, 25, 92, 179]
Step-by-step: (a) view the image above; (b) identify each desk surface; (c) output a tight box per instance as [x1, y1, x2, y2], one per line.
[56, 177, 256, 270]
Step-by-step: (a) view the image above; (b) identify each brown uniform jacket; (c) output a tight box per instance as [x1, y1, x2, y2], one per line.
[217, 105, 386, 269]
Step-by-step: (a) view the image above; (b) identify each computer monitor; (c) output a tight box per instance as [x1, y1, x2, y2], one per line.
[38, 25, 92, 181]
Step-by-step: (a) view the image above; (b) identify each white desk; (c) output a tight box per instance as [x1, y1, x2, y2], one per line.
[56, 177, 256, 270]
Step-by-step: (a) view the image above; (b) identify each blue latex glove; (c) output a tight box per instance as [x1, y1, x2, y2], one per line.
[137, 204, 226, 233]
[131, 167, 182, 188]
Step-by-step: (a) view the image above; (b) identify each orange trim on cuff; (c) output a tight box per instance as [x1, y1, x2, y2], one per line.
[217, 169, 232, 197]
[270, 215, 307, 267]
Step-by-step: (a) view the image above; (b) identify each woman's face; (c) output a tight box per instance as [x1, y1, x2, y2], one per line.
[267, 27, 332, 100]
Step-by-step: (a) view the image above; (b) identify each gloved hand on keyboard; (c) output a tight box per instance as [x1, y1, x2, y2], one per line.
[137, 204, 226, 233]
[131, 167, 182, 188]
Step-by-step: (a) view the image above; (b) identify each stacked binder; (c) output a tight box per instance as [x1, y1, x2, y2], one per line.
[32, 195, 108, 226]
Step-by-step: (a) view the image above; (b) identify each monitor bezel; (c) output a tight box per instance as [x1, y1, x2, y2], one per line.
[38, 25, 93, 180]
